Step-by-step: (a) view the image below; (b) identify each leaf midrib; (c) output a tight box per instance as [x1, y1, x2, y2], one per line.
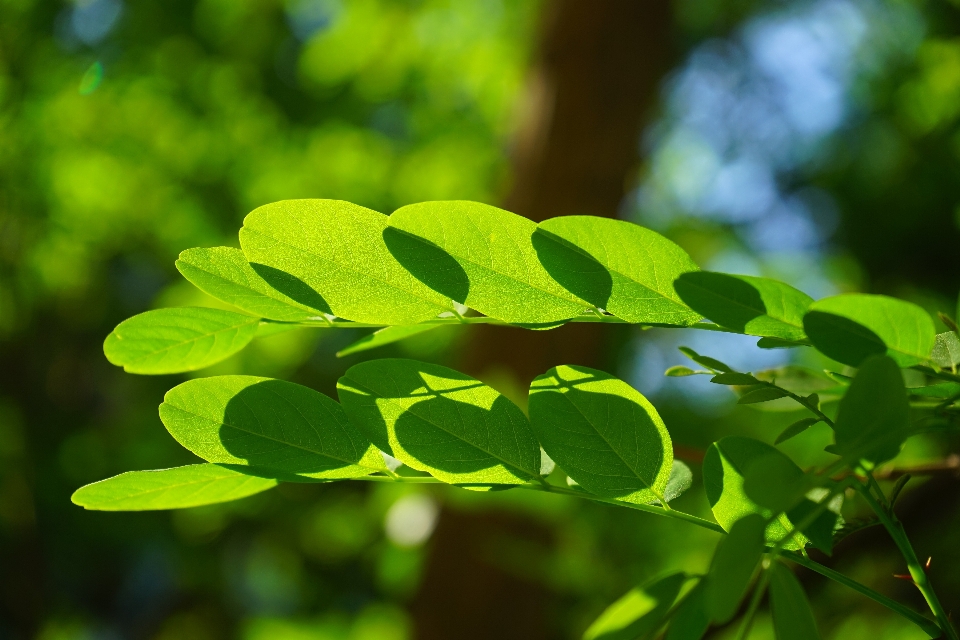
[118, 317, 258, 364]
[682, 279, 805, 330]
[90, 471, 270, 505]
[178, 257, 313, 316]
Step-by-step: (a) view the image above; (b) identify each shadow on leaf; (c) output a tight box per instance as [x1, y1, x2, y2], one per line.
[530, 227, 613, 310]
[803, 311, 886, 366]
[250, 263, 332, 316]
[674, 272, 766, 332]
[383, 226, 470, 304]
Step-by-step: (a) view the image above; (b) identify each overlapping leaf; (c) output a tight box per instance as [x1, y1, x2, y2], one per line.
[769, 563, 822, 640]
[704, 513, 766, 624]
[337, 324, 442, 357]
[529, 365, 672, 505]
[160, 376, 386, 480]
[583, 572, 687, 640]
[103, 307, 260, 374]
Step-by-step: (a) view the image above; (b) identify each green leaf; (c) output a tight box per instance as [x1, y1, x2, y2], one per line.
[650, 460, 694, 506]
[757, 337, 808, 349]
[775, 418, 821, 444]
[675, 272, 813, 341]
[665, 366, 706, 377]
[678, 347, 733, 373]
[176, 247, 322, 322]
[337, 358, 540, 485]
[738, 387, 789, 404]
[742, 452, 809, 513]
[160, 376, 386, 480]
[711, 372, 761, 386]
[931, 331, 960, 368]
[803, 294, 936, 367]
[702, 436, 807, 549]
[665, 583, 710, 640]
[240, 199, 453, 324]
[832, 355, 909, 466]
[704, 513, 766, 624]
[769, 563, 822, 640]
[534, 216, 702, 326]
[529, 365, 673, 505]
[583, 572, 687, 640]
[103, 307, 259, 374]
[386, 201, 590, 323]
[336, 324, 443, 357]
[71, 464, 277, 511]
[786, 496, 841, 555]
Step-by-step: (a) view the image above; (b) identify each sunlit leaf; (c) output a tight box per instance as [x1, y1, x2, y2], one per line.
[386, 201, 590, 323]
[803, 294, 936, 367]
[534, 216, 702, 326]
[583, 572, 687, 640]
[704, 513, 766, 624]
[529, 365, 672, 505]
[103, 307, 260, 374]
[337, 358, 540, 485]
[769, 563, 822, 640]
[71, 464, 277, 511]
[160, 376, 386, 480]
[665, 366, 706, 377]
[675, 272, 813, 341]
[931, 331, 960, 368]
[337, 324, 443, 357]
[650, 460, 694, 506]
[240, 199, 454, 324]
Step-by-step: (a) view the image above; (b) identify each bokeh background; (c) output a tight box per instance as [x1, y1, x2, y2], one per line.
[2, 0, 960, 638]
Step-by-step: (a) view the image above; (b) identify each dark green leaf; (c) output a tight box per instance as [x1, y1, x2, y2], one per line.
[386, 201, 591, 323]
[336, 324, 442, 357]
[160, 376, 386, 480]
[103, 307, 259, 374]
[664, 583, 710, 640]
[240, 199, 454, 324]
[786, 497, 840, 555]
[529, 365, 672, 505]
[742, 453, 809, 513]
[704, 513, 766, 624]
[803, 294, 936, 367]
[71, 464, 277, 510]
[757, 337, 808, 349]
[888, 474, 911, 509]
[769, 563, 822, 640]
[583, 572, 687, 640]
[675, 272, 813, 341]
[711, 372, 761, 386]
[678, 346, 733, 373]
[775, 418, 821, 444]
[534, 216, 702, 326]
[738, 387, 789, 404]
[337, 358, 540, 485]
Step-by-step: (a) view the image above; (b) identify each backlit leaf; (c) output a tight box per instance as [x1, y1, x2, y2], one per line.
[160, 376, 386, 480]
[583, 572, 687, 640]
[103, 307, 259, 374]
[665, 583, 710, 640]
[337, 324, 442, 357]
[386, 201, 590, 323]
[704, 513, 766, 624]
[711, 372, 761, 386]
[769, 563, 822, 640]
[71, 464, 277, 511]
[534, 216, 701, 326]
[931, 331, 960, 368]
[675, 272, 813, 341]
[240, 199, 453, 324]
[529, 365, 672, 505]
[775, 418, 821, 444]
[337, 358, 540, 485]
[678, 346, 733, 372]
[738, 387, 789, 404]
[803, 294, 936, 367]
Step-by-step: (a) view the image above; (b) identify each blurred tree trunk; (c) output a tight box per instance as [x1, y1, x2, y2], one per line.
[412, 2, 675, 639]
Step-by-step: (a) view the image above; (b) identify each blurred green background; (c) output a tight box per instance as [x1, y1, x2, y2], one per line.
[2, 0, 960, 638]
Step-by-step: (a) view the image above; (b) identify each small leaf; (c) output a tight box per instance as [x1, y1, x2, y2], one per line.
[786, 497, 840, 555]
[534, 216, 702, 326]
[103, 307, 259, 374]
[931, 331, 960, 368]
[769, 563, 822, 640]
[72, 464, 277, 511]
[337, 324, 442, 357]
[240, 199, 454, 325]
[664, 582, 710, 640]
[651, 460, 693, 505]
[529, 365, 673, 505]
[583, 572, 687, 640]
[742, 453, 809, 513]
[665, 366, 706, 377]
[738, 387, 789, 404]
[678, 346, 733, 373]
[704, 513, 766, 624]
[775, 418, 821, 444]
[675, 272, 813, 341]
[387, 201, 591, 323]
[160, 376, 386, 480]
[711, 372, 761, 386]
[832, 355, 909, 466]
[176, 247, 321, 322]
[338, 358, 540, 485]
[757, 337, 808, 349]
[803, 294, 936, 367]
[938, 312, 959, 334]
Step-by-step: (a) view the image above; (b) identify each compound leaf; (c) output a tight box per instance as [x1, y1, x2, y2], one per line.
[337, 324, 442, 357]
[529, 365, 672, 505]
[176, 247, 321, 322]
[769, 563, 822, 640]
[103, 307, 259, 374]
[803, 294, 936, 367]
[337, 359, 540, 485]
[240, 199, 453, 325]
[160, 376, 386, 480]
[535, 216, 701, 326]
[583, 572, 687, 640]
[704, 513, 766, 624]
[71, 464, 277, 511]
[675, 272, 813, 341]
[387, 201, 590, 323]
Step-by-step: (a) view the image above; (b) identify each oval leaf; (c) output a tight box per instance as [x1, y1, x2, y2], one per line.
[769, 563, 822, 640]
[675, 272, 813, 341]
[665, 582, 710, 640]
[529, 365, 673, 505]
[71, 464, 277, 511]
[337, 324, 442, 357]
[583, 572, 687, 640]
[160, 376, 386, 480]
[738, 387, 789, 404]
[240, 199, 453, 325]
[803, 294, 936, 367]
[704, 513, 766, 624]
[387, 201, 590, 323]
[534, 216, 702, 326]
[832, 355, 908, 466]
[176, 247, 322, 322]
[337, 358, 540, 485]
[103, 307, 259, 374]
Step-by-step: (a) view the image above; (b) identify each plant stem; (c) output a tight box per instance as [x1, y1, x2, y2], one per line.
[855, 483, 957, 640]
